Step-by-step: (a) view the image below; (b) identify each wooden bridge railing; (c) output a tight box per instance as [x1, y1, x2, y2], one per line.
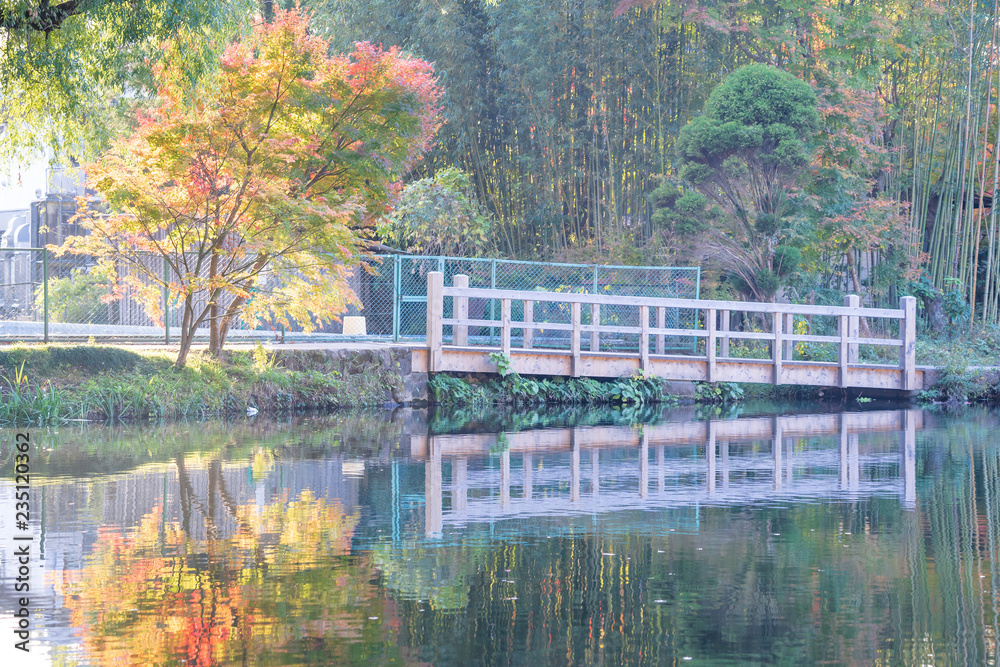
[426, 272, 918, 389]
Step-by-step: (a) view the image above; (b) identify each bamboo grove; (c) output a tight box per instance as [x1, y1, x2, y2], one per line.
[308, 0, 1000, 321]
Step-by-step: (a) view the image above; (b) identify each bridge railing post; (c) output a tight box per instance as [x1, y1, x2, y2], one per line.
[772, 311, 783, 384]
[706, 308, 717, 382]
[899, 295, 916, 390]
[639, 305, 650, 372]
[453, 274, 469, 346]
[655, 306, 665, 355]
[719, 310, 730, 358]
[844, 294, 860, 362]
[783, 312, 794, 360]
[427, 271, 444, 372]
[571, 302, 581, 377]
[591, 304, 600, 352]
[501, 298, 511, 357]
[524, 301, 534, 349]
[838, 313, 849, 388]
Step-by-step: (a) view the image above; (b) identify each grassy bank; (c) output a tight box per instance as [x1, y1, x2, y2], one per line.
[0, 344, 405, 424]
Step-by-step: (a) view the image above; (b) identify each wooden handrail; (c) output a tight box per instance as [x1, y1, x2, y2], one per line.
[440, 285, 905, 318]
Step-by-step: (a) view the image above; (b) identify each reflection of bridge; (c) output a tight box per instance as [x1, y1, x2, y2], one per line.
[414, 410, 921, 536]
[422, 272, 927, 392]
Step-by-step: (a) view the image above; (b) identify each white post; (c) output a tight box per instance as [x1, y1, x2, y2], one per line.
[783, 312, 794, 360]
[453, 274, 468, 346]
[640, 305, 650, 372]
[426, 271, 444, 372]
[501, 298, 511, 358]
[838, 313, 850, 388]
[844, 294, 860, 363]
[591, 304, 600, 352]
[720, 309, 730, 358]
[656, 306, 665, 355]
[706, 308, 717, 382]
[524, 301, 534, 349]
[571, 302, 581, 377]
[772, 311, 783, 384]
[900, 296, 917, 390]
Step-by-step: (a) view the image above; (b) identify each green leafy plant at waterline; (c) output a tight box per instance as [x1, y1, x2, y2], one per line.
[694, 381, 745, 404]
[0, 362, 68, 425]
[490, 351, 514, 377]
[429, 362, 675, 408]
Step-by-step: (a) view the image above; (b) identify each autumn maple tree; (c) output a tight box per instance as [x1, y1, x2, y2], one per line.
[62, 8, 441, 367]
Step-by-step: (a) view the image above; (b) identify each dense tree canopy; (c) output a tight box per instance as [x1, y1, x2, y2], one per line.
[0, 0, 256, 160]
[13, 0, 1000, 324]
[378, 167, 496, 257]
[677, 64, 819, 301]
[60, 8, 441, 367]
[313, 0, 1000, 323]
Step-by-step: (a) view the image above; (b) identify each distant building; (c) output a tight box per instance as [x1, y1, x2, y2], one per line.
[1, 157, 88, 249]
[1, 155, 90, 319]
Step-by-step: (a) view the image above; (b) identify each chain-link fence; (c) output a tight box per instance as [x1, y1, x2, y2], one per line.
[0, 249, 699, 344]
[390, 257, 700, 352]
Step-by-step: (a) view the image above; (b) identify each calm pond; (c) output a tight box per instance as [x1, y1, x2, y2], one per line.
[1, 404, 998, 666]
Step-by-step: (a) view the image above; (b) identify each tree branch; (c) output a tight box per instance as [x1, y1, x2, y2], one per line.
[0, 0, 87, 32]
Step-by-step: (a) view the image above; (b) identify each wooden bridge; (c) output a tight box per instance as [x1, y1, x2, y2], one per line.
[421, 271, 925, 392]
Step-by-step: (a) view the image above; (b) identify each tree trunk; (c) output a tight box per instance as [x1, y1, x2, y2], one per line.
[845, 251, 872, 337]
[924, 295, 947, 333]
[176, 291, 218, 368]
[175, 297, 195, 368]
[216, 256, 269, 353]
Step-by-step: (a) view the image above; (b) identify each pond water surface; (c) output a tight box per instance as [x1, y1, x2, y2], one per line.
[1, 404, 998, 666]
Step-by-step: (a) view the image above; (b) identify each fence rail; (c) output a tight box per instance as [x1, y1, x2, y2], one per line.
[0, 249, 700, 344]
[426, 272, 920, 390]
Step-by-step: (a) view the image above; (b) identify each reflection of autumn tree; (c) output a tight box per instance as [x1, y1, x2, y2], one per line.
[370, 539, 491, 610]
[59, 487, 403, 666]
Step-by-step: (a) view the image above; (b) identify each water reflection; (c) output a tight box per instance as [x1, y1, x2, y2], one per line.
[57, 491, 403, 666]
[416, 410, 922, 537]
[0, 406, 997, 666]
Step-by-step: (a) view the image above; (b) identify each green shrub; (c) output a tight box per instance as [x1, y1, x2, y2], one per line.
[694, 381, 745, 404]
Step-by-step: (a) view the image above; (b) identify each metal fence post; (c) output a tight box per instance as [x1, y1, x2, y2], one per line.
[163, 256, 170, 344]
[42, 248, 49, 343]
